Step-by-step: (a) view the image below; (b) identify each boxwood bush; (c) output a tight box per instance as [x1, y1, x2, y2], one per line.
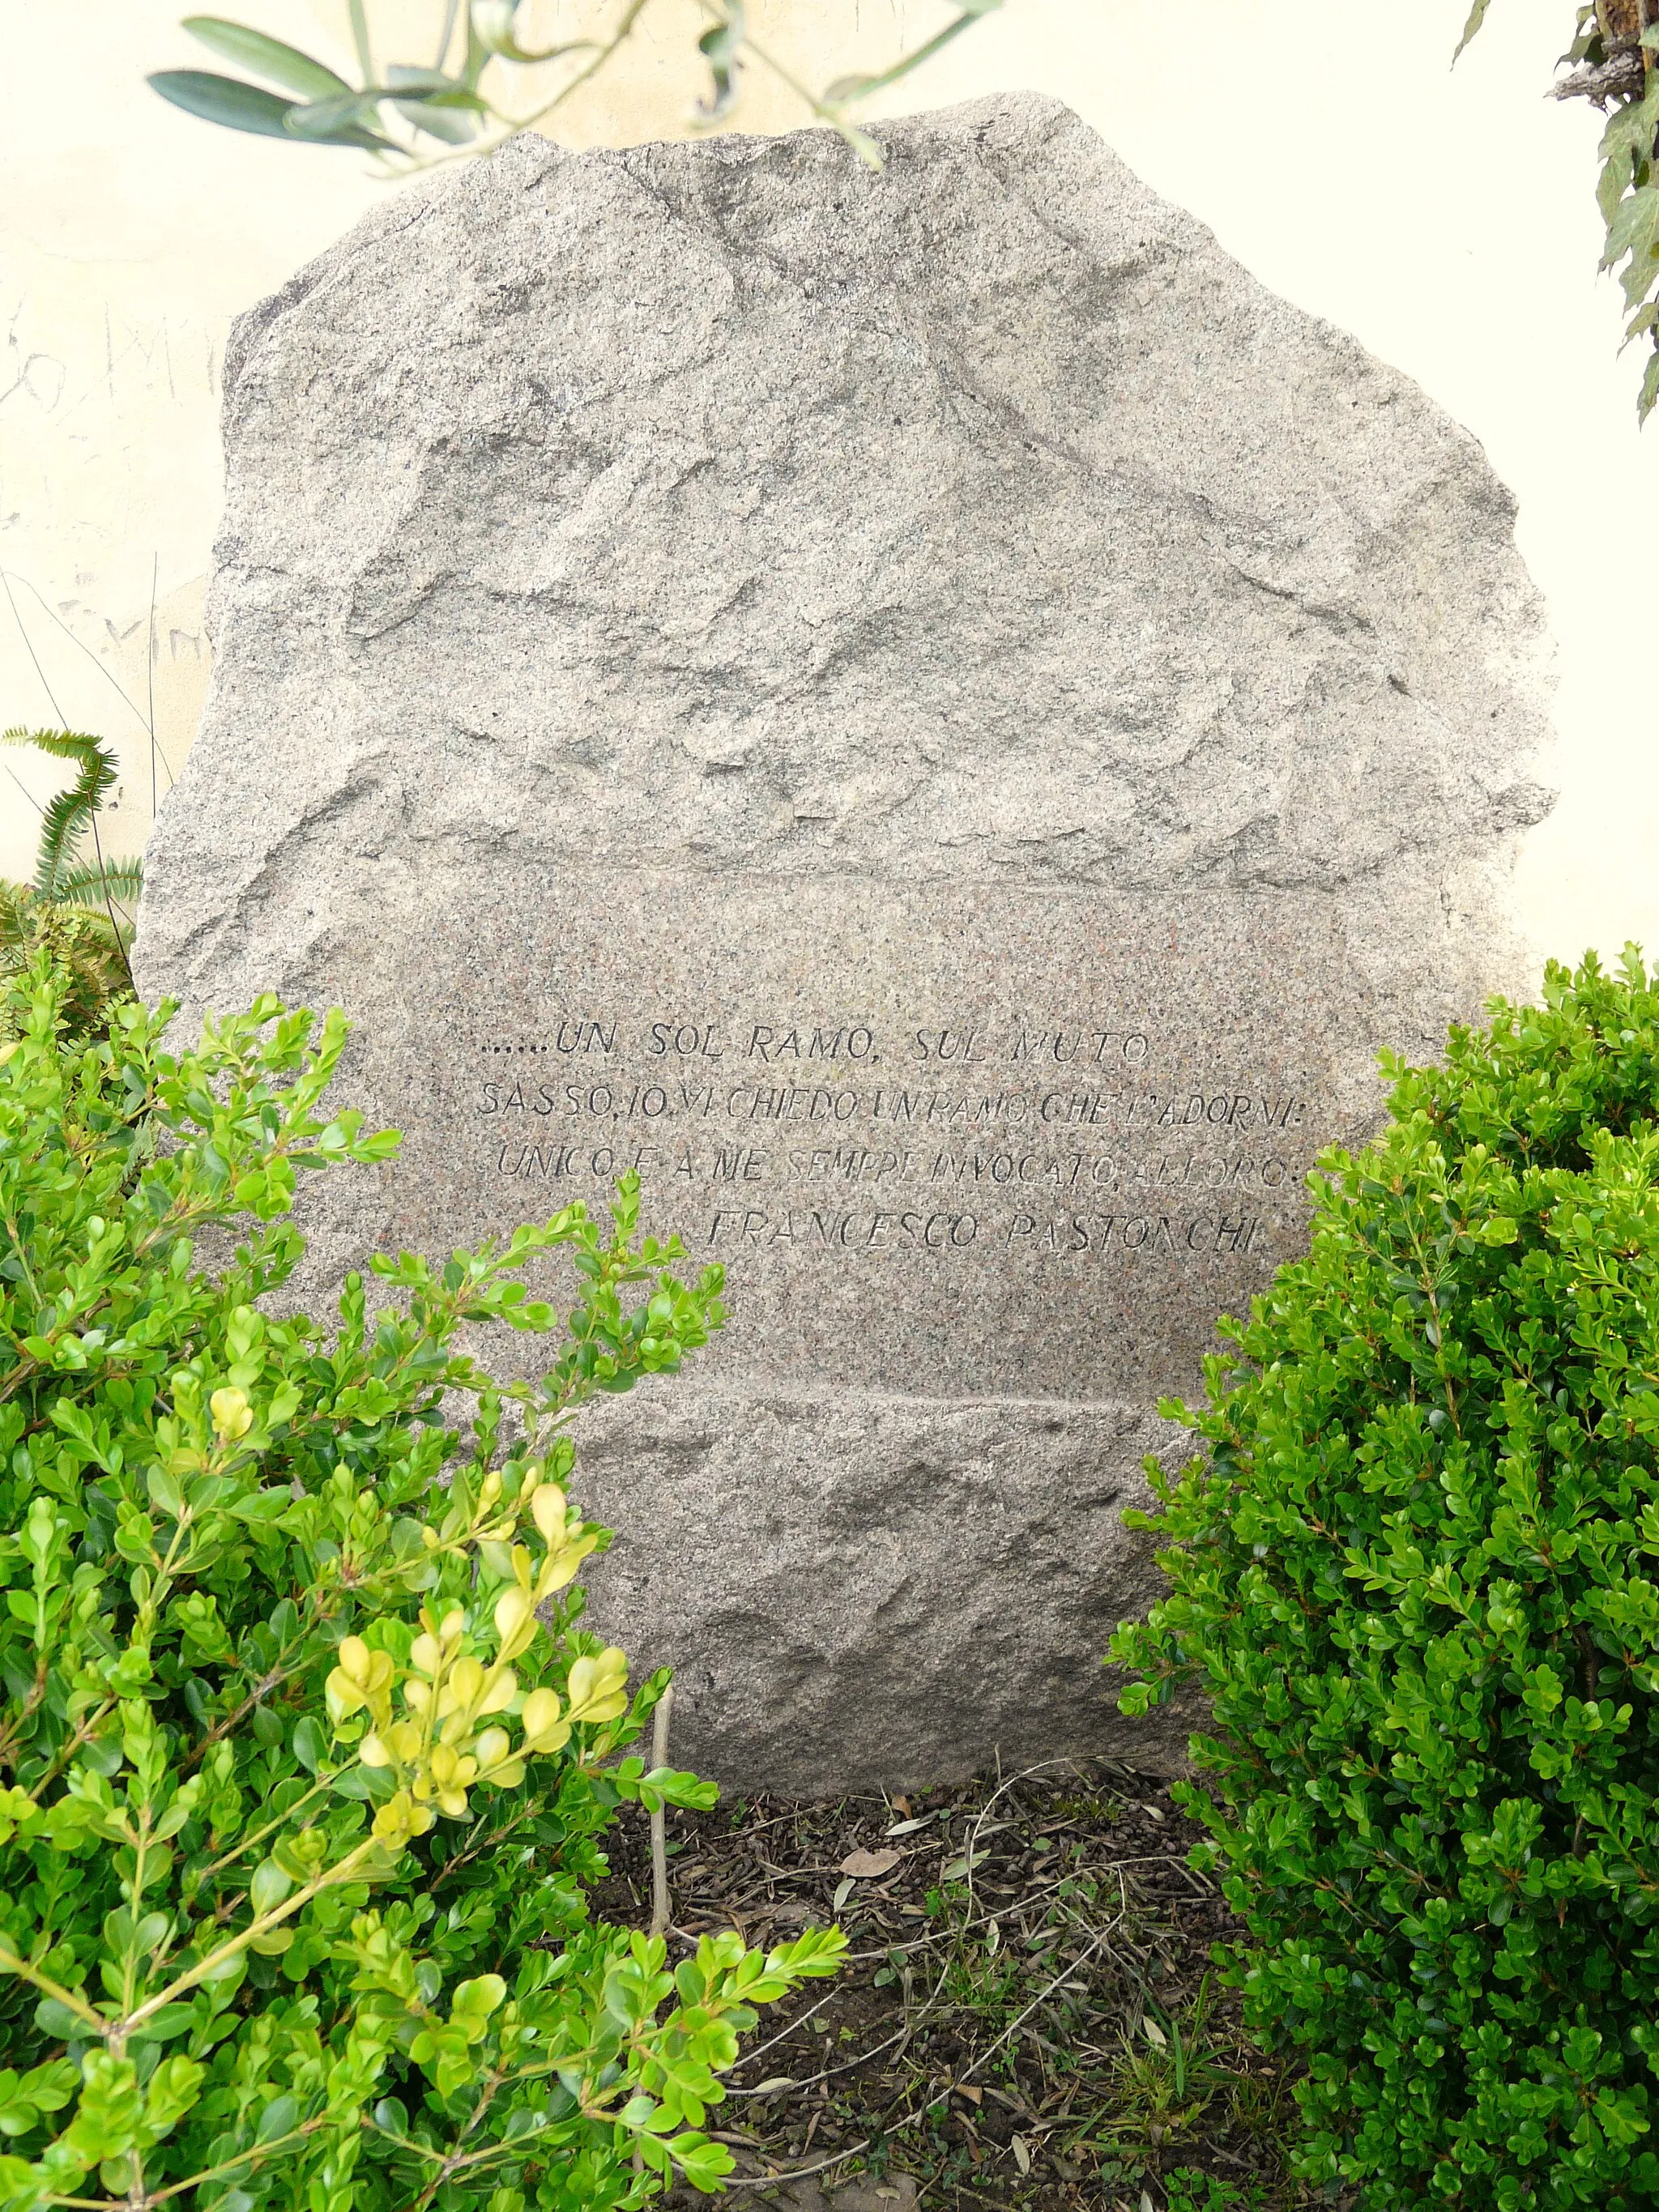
[1114, 949, 1659, 2210]
[0, 959, 841, 2212]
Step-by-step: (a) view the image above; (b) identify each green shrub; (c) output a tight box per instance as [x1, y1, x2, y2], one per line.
[0, 960, 842, 2211]
[1114, 948, 1659, 2210]
[1159, 2172, 1270, 2212]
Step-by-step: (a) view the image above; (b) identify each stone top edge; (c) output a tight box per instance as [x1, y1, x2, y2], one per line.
[220, 92, 1166, 412]
[214, 87, 1524, 571]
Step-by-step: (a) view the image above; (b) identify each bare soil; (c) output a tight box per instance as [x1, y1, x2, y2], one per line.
[587, 1758, 1314, 2212]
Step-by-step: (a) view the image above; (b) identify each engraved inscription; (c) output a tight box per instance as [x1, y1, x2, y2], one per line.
[464, 1011, 1309, 1268]
[360, 878, 1365, 1398]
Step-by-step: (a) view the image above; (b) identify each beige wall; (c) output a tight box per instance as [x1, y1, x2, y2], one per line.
[3, 0, 1655, 976]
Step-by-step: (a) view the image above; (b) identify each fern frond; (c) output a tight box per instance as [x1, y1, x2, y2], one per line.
[2, 728, 119, 897]
[54, 858, 144, 906]
[0, 733, 135, 1032]
[52, 898, 130, 941]
[2, 726, 112, 766]
[0, 879, 36, 953]
[36, 788, 94, 898]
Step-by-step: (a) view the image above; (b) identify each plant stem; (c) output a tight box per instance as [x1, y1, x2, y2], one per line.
[502, 0, 655, 134]
[348, 0, 374, 85]
[649, 1682, 675, 1937]
[434, 0, 461, 70]
[0, 1940, 108, 2034]
[118, 1835, 383, 2037]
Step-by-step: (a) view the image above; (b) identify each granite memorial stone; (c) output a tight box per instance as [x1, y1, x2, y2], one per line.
[135, 92, 1553, 1793]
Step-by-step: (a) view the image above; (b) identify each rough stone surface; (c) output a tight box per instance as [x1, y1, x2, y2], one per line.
[136, 93, 1553, 1796]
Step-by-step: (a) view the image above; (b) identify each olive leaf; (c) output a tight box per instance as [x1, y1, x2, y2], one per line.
[147, 0, 999, 177]
[181, 15, 352, 99]
[148, 67, 393, 149]
[385, 64, 487, 144]
[1452, 0, 1495, 60]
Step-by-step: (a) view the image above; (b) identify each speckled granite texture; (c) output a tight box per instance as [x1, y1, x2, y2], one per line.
[136, 93, 1553, 1793]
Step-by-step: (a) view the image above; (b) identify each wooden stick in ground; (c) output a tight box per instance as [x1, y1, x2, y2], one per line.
[649, 1682, 676, 1937]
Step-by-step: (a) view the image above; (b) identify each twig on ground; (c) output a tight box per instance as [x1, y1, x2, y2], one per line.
[649, 1682, 676, 1938]
[633, 1762, 1305, 2209]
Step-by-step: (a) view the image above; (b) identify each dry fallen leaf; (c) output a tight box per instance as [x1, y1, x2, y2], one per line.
[838, 1846, 902, 1878]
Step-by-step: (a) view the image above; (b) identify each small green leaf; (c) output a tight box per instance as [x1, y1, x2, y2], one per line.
[453, 1972, 507, 2020]
[385, 70, 486, 144]
[147, 1464, 184, 1519]
[81, 1733, 123, 1779]
[292, 1715, 326, 1774]
[149, 68, 394, 150]
[1452, 0, 1495, 60]
[399, 99, 481, 147]
[384, 66, 485, 103]
[147, 69, 300, 139]
[249, 1859, 293, 1915]
[182, 17, 352, 100]
[1601, 154, 1634, 231]
[1606, 181, 1659, 308]
[33, 1997, 87, 2041]
[675, 2136, 735, 2191]
[127, 2003, 197, 2044]
[254, 2092, 300, 2143]
[283, 91, 377, 139]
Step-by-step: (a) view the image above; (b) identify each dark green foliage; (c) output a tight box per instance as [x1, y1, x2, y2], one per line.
[1161, 2173, 1271, 2212]
[1114, 948, 1659, 2208]
[0, 961, 842, 2210]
